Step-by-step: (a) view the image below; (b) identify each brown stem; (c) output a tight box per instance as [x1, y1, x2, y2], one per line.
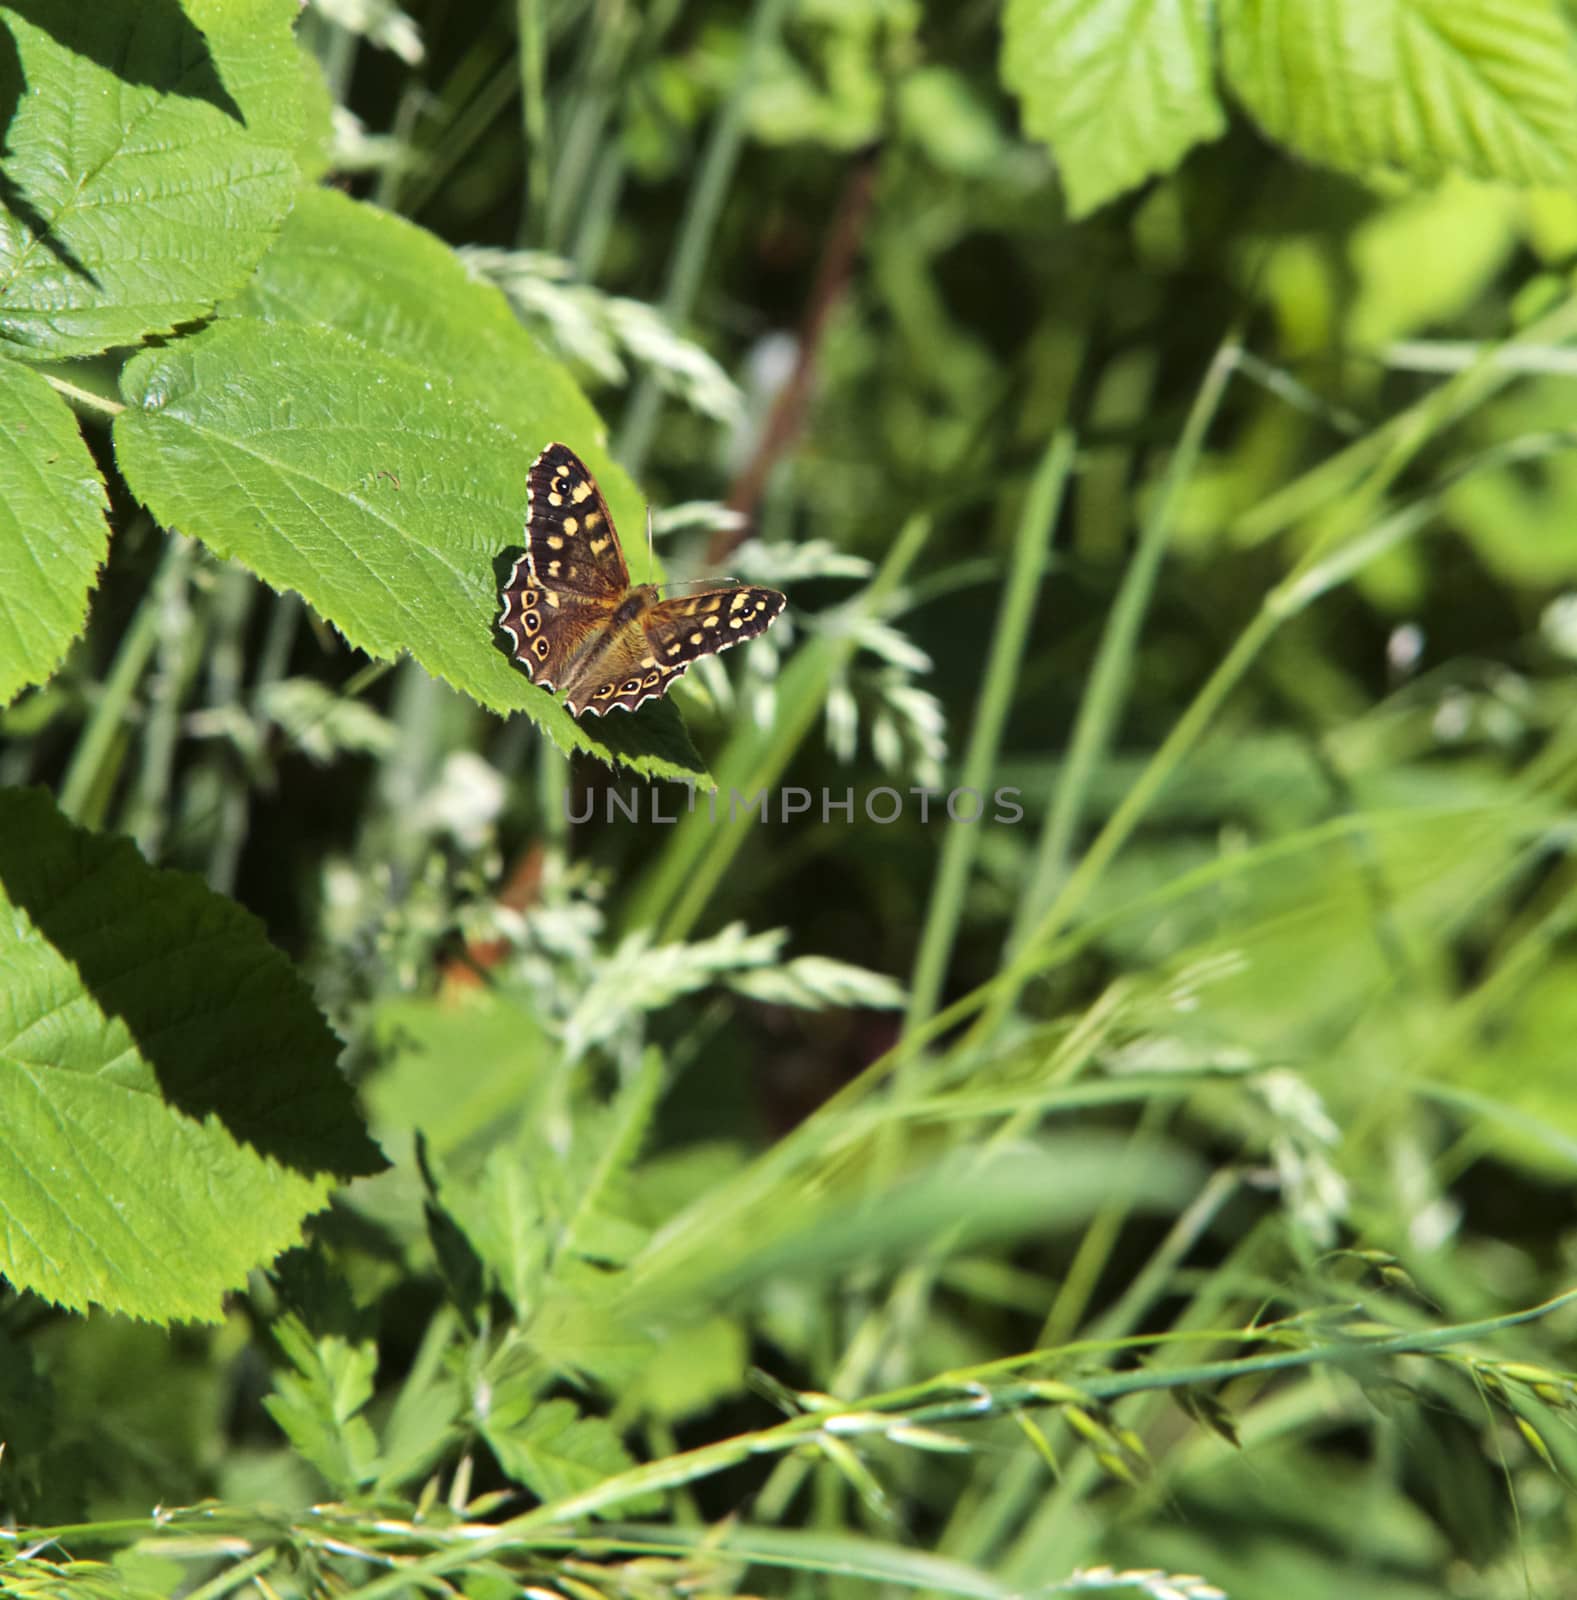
[708, 144, 882, 565]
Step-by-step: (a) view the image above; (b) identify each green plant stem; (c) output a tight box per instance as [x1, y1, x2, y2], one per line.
[1233, 289, 1577, 544]
[904, 430, 1073, 1040]
[203, 566, 261, 893]
[124, 536, 200, 859]
[44, 371, 123, 419]
[623, 513, 932, 942]
[402, 52, 520, 220]
[614, 0, 792, 476]
[516, 0, 549, 245]
[1005, 332, 1240, 965]
[328, 1284, 1577, 1599]
[58, 524, 171, 826]
[937, 1168, 1245, 1564]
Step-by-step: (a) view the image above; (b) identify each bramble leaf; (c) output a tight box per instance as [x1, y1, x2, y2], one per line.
[113, 316, 705, 780]
[0, 788, 383, 1323]
[1001, 0, 1225, 216]
[0, 359, 109, 704]
[0, 0, 303, 358]
[1220, 0, 1577, 186]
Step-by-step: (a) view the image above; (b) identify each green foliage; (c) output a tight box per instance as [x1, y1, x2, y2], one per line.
[8, 0, 1577, 1596]
[1221, 0, 1577, 186]
[0, 788, 381, 1320]
[1002, 0, 1225, 217]
[1004, 0, 1577, 214]
[0, 0, 303, 358]
[0, 360, 109, 704]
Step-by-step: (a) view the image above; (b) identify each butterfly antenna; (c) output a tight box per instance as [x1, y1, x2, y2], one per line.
[646, 503, 655, 583]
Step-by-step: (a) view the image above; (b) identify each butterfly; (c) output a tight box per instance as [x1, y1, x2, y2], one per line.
[497, 443, 786, 717]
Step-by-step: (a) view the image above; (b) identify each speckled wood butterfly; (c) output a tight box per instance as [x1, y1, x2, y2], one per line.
[498, 443, 786, 717]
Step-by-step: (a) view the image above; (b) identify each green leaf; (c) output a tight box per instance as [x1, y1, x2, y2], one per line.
[113, 316, 703, 780]
[1220, 0, 1577, 186]
[264, 1312, 382, 1492]
[1001, 0, 1225, 216]
[0, 0, 303, 359]
[226, 188, 610, 490]
[0, 359, 109, 704]
[481, 1395, 657, 1514]
[222, 189, 707, 778]
[0, 787, 383, 1322]
[624, 1314, 749, 1423]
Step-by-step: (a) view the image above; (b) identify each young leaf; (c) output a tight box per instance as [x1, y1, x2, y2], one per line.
[1220, 0, 1577, 187]
[0, 787, 384, 1322]
[0, 0, 303, 359]
[113, 316, 704, 780]
[480, 1394, 657, 1515]
[264, 1313, 382, 1492]
[1001, 0, 1225, 216]
[0, 359, 109, 704]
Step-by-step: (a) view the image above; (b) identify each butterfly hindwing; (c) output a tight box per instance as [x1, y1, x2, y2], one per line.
[497, 580, 613, 692]
[523, 442, 627, 600]
[561, 620, 680, 717]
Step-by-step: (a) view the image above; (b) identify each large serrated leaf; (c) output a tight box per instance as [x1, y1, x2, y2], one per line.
[1221, 0, 1577, 186]
[0, 358, 109, 704]
[0, 0, 304, 359]
[113, 317, 705, 780]
[1001, 0, 1226, 216]
[227, 188, 611, 486]
[223, 189, 706, 778]
[0, 787, 384, 1323]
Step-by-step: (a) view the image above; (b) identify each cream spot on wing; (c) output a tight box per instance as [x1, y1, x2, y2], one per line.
[549, 492, 563, 507]
[563, 516, 578, 536]
[729, 616, 743, 628]
[703, 615, 719, 628]
[590, 537, 609, 555]
[572, 481, 593, 504]
[547, 535, 564, 550]
[689, 632, 703, 644]
[545, 592, 561, 608]
[640, 656, 656, 668]
[666, 642, 682, 656]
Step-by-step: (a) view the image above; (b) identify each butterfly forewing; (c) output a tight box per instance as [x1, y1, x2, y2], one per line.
[523, 442, 628, 599]
[499, 444, 787, 718]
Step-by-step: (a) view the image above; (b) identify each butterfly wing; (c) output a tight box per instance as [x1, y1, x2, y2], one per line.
[640, 585, 787, 677]
[500, 443, 630, 691]
[499, 580, 620, 693]
[561, 620, 679, 716]
[521, 442, 628, 599]
[563, 586, 786, 716]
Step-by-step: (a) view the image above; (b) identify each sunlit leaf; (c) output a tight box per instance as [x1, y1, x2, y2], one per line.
[0, 788, 383, 1322]
[0, 359, 109, 704]
[1221, 0, 1577, 186]
[1002, 0, 1225, 216]
[0, 0, 303, 358]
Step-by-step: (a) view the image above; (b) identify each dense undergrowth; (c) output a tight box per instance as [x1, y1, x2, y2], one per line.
[5, 2, 1577, 1596]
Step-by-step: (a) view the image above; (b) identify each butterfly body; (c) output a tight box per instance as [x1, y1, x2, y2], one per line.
[498, 444, 785, 717]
